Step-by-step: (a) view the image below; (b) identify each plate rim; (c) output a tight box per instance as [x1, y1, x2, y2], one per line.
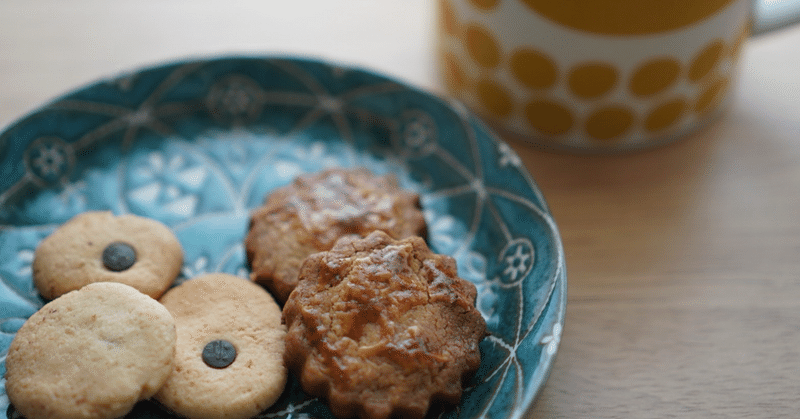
[0, 54, 567, 418]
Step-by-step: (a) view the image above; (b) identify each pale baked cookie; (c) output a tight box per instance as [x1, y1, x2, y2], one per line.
[155, 273, 287, 419]
[283, 231, 487, 419]
[4, 282, 177, 419]
[245, 167, 427, 303]
[33, 211, 183, 300]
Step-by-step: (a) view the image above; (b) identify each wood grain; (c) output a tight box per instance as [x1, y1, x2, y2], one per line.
[520, 26, 800, 418]
[2, 1, 799, 417]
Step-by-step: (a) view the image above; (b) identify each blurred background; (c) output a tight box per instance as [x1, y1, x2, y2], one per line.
[0, 0, 438, 128]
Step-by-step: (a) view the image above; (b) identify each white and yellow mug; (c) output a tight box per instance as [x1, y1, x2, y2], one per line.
[438, 0, 800, 151]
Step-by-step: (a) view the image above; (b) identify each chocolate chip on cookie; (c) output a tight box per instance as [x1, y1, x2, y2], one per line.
[101, 241, 137, 272]
[32, 211, 183, 300]
[202, 339, 237, 369]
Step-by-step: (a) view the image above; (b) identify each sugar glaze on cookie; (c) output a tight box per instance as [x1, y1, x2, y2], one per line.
[245, 167, 427, 303]
[283, 231, 486, 419]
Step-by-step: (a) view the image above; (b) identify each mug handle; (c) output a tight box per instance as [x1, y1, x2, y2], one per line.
[752, 0, 800, 34]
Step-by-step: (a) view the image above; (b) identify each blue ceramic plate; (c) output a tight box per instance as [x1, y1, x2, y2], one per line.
[0, 56, 565, 419]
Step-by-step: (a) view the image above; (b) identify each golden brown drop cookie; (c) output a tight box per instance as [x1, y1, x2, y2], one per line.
[245, 168, 427, 303]
[4, 282, 177, 419]
[283, 231, 486, 419]
[32, 211, 183, 300]
[155, 273, 287, 419]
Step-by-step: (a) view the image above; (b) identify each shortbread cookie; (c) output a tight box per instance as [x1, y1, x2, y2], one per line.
[283, 231, 486, 419]
[4, 282, 177, 419]
[245, 167, 427, 303]
[33, 211, 183, 300]
[155, 273, 287, 419]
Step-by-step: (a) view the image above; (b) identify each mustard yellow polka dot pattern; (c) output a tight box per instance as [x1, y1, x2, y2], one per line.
[629, 58, 681, 97]
[510, 49, 558, 90]
[568, 63, 617, 99]
[465, 24, 502, 69]
[439, 0, 460, 35]
[524, 100, 573, 136]
[477, 78, 515, 117]
[586, 107, 635, 141]
[645, 98, 688, 133]
[442, 52, 469, 93]
[438, 0, 750, 150]
[689, 41, 726, 83]
[696, 77, 731, 114]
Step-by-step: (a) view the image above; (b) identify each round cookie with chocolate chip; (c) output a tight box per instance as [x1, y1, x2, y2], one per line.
[4, 282, 177, 419]
[32, 211, 183, 300]
[283, 230, 487, 419]
[155, 273, 287, 419]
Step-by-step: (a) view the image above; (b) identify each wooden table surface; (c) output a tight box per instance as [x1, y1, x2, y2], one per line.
[2, 1, 799, 417]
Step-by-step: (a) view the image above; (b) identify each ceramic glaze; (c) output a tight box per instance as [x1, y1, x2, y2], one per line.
[0, 56, 565, 419]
